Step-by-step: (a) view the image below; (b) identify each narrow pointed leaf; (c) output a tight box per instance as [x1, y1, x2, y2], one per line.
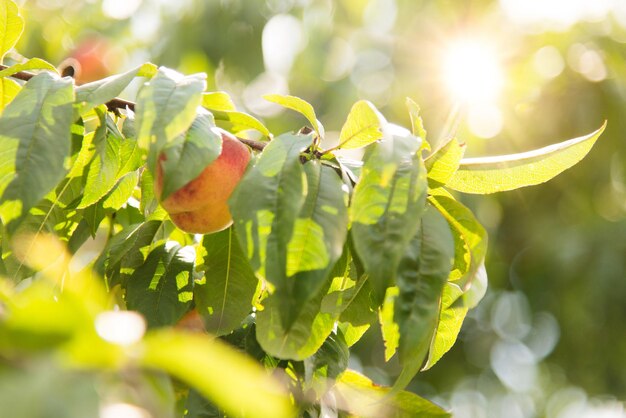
[141, 330, 294, 418]
[425, 138, 465, 187]
[0, 73, 74, 226]
[447, 122, 606, 194]
[264, 94, 324, 137]
[0, 58, 57, 78]
[230, 132, 310, 287]
[428, 188, 487, 289]
[158, 111, 222, 201]
[393, 205, 454, 390]
[125, 243, 194, 328]
[210, 109, 270, 137]
[195, 227, 258, 336]
[0, 0, 24, 59]
[379, 286, 399, 361]
[406, 97, 428, 143]
[350, 129, 427, 305]
[335, 100, 384, 150]
[76, 62, 157, 110]
[135, 67, 206, 167]
[333, 370, 451, 418]
[423, 282, 468, 370]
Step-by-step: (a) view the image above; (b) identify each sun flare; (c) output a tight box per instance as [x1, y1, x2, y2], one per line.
[442, 39, 504, 105]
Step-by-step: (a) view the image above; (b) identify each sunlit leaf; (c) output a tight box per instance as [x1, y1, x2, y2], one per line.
[125, 243, 194, 328]
[446, 122, 607, 194]
[195, 227, 258, 336]
[406, 97, 428, 146]
[0, 0, 24, 60]
[157, 111, 222, 201]
[423, 282, 468, 370]
[264, 94, 324, 137]
[350, 128, 427, 305]
[0, 58, 57, 78]
[135, 67, 206, 169]
[425, 137, 465, 187]
[141, 330, 294, 418]
[76, 62, 157, 110]
[333, 369, 451, 418]
[0, 77, 19, 111]
[230, 132, 310, 288]
[428, 188, 487, 289]
[202, 91, 236, 111]
[379, 286, 399, 361]
[0, 73, 74, 227]
[393, 205, 454, 390]
[334, 100, 384, 150]
[210, 109, 270, 137]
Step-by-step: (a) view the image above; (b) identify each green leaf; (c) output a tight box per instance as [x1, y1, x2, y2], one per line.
[96, 220, 163, 287]
[195, 227, 258, 336]
[406, 97, 428, 144]
[230, 132, 310, 288]
[446, 122, 607, 194]
[255, 249, 349, 360]
[102, 170, 139, 210]
[333, 369, 451, 418]
[141, 330, 294, 418]
[379, 286, 399, 361]
[428, 188, 487, 289]
[76, 62, 157, 110]
[281, 161, 348, 327]
[0, 72, 74, 227]
[202, 91, 272, 136]
[158, 111, 222, 200]
[425, 138, 465, 187]
[125, 243, 194, 328]
[334, 100, 384, 150]
[306, 330, 349, 395]
[423, 282, 468, 370]
[350, 128, 428, 305]
[337, 276, 375, 347]
[135, 67, 206, 167]
[78, 111, 142, 209]
[0, 58, 57, 78]
[393, 205, 454, 390]
[202, 91, 236, 111]
[264, 94, 324, 137]
[0, 0, 24, 60]
[0, 77, 19, 111]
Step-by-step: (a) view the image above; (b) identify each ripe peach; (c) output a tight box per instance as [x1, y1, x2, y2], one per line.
[155, 128, 250, 234]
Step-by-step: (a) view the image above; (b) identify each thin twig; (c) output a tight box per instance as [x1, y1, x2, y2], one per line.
[0, 64, 268, 151]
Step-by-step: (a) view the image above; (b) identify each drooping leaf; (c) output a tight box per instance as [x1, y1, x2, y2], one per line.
[446, 122, 606, 194]
[264, 94, 324, 137]
[280, 161, 348, 328]
[0, 77, 20, 110]
[334, 100, 384, 150]
[194, 227, 258, 336]
[428, 188, 487, 289]
[393, 205, 455, 390]
[423, 282, 468, 370]
[157, 111, 222, 201]
[333, 369, 451, 418]
[141, 330, 294, 418]
[0, 72, 74, 227]
[350, 127, 428, 305]
[255, 249, 349, 360]
[0, 58, 57, 78]
[230, 132, 311, 287]
[135, 67, 206, 169]
[125, 243, 194, 328]
[425, 137, 465, 187]
[0, 0, 24, 60]
[75, 62, 157, 110]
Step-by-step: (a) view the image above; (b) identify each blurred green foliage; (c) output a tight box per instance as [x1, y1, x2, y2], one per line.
[10, 0, 626, 415]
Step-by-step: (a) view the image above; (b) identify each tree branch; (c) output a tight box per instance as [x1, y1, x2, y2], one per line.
[0, 64, 268, 151]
